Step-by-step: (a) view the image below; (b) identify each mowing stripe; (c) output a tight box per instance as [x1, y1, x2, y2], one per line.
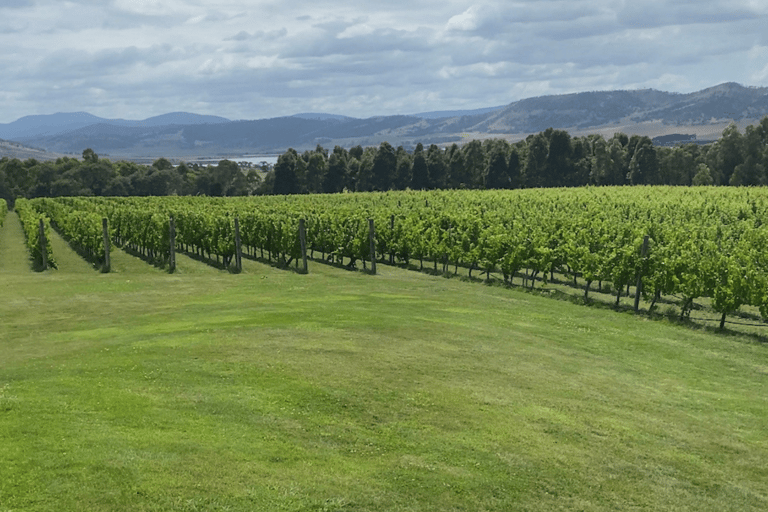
[0, 212, 33, 274]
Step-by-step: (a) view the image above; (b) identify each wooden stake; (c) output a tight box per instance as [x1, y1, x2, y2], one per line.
[299, 218, 308, 274]
[368, 218, 376, 275]
[38, 218, 47, 270]
[169, 217, 176, 272]
[234, 217, 242, 272]
[634, 235, 649, 313]
[389, 214, 395, 264]
[102, 217, 110, 273]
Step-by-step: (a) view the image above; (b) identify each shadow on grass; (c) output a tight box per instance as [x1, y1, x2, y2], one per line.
[118, 243, 174, 273]
[387, 256, 768, 346]
[241, 251, 307, 275]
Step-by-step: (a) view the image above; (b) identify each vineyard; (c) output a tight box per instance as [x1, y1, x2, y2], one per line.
[15, 187, 768, 331]
[4, 188, 768, 510]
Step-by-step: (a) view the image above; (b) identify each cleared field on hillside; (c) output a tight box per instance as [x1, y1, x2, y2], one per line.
[1, 216, 767, 511]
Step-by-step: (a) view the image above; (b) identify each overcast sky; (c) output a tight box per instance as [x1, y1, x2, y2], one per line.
[1, 0, 767, 123]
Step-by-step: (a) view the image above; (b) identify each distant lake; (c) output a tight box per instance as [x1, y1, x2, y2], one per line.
[190, 155, 279, 166]
[239, 155, 279, 165]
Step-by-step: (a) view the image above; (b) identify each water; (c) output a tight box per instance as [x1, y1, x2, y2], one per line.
[238, 155, 279, 166]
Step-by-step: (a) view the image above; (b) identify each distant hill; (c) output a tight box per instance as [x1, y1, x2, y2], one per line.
[5, 83, 768, 158]
[410, 106, 506, 119]
[0, 138, 68, 161]
[0, 112, 230, 140]
[291, 113, 353, 121]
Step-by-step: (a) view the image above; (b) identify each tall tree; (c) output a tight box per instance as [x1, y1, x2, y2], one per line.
[692, 163, 714, 185]
[589, 136, 612, 185]
[447, 144, 468, 188]
[716, 123, 744, 185]
[273, 149, 299, 195]
[545, 129, 572, 186]
[508, 147, 522, 189]
[461, 140, 485, 188]
[525, 133, 548, 188]
[426, 144, 447, 189]
[411, 143, 430, 190]
[82, 148, 98, 164]
[323, 152, 347, 193]
[305, 151, 327, 194]
[355, 148, 376, 192]
[394, 146, 412, 190]
[372, 142, 396, 191]
[627, 138, 658, 185]
[607, 136, 629, 185]
[484, 144, 510, 189]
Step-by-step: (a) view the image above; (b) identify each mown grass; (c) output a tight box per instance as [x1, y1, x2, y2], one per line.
[1, 216, 767, 511]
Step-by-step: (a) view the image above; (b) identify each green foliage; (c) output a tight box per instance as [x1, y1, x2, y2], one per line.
[30, 186, 768, 326]
[14, 198, 55, 269]
[692, 163, 714, 185]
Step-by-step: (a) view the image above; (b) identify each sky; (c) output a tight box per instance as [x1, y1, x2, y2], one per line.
[1, 0, 767, 123]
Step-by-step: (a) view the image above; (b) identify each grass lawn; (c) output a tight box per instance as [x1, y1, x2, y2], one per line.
[1, 212, 767, 511]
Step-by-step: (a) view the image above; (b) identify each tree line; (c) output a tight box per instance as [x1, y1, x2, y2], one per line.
[2, 116, 767, 204]
[0, 151, 267, 206]
[271, 117, 768, 193]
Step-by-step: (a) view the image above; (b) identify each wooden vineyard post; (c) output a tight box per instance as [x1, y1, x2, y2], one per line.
[368, 218, 377, 275]
[234, 217, 242, 272]
[298, 218, 308, 274]
[389, 214, 395, 264]
[38, 218, 47, 270]
[102, 217, 110, 273]
[634, 235, 650, 313]
[169, 217, 176, 273]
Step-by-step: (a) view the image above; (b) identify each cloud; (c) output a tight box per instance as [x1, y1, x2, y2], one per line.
[1, 0, 767, 123]
[225, 28, 288, 42]
[617, 0, 763, 29]
[0, 0, 33, 8]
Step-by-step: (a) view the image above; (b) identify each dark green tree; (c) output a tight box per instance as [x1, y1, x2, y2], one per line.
[545, 129, 572, 186]
[461, 140, 485, 188]
[508, 147, 522, 189]
[589, 136, 612, 185]
[78, 159, 115, 196]
[273, 150, 299, 195]
[447, 144, 468, 188]
[323, 152, 347, 193]
[484, 144, 510, 189]
[716, 123, 744, 185]
[627, 138, 658, 185]
[426, 144, 447, 189]
[607, 136, 629, 185]
[372, 142, 396, 191]
[355, 148, 376, 192]
[305, 152, 327, 193]
[525, 133, 548, 188]
[393, 146, 412, 190]
[692, 163, 714, 185]
[82, 148, 98, 164]
[410, 143, 430, 189]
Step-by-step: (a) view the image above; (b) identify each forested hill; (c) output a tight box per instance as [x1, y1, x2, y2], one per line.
[3, 83, 767, 158]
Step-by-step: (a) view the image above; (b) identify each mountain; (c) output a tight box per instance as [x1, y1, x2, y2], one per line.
[0, 112, 230, 140]
[5, 82, 768, 158]
[410, 106, 506, 119]
[291, 113, 353, 121]
[0, 112, 108, 140]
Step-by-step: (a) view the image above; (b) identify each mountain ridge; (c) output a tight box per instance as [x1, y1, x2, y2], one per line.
[3, 82, 767, 159]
